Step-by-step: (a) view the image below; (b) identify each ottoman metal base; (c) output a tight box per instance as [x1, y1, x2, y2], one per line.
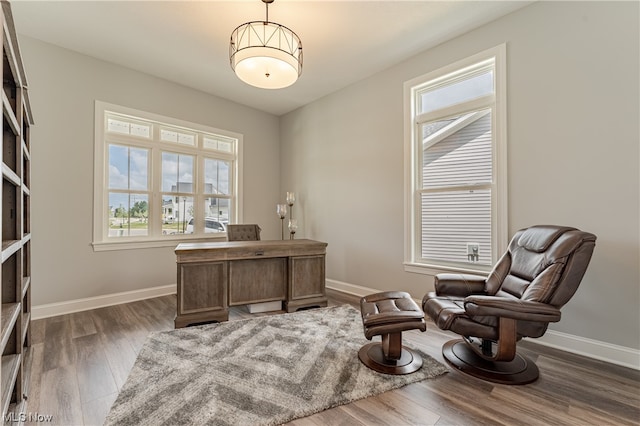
[358, 342, 423, 375]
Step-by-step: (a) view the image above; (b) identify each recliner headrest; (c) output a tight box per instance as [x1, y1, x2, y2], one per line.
[518, 225, 577, 253]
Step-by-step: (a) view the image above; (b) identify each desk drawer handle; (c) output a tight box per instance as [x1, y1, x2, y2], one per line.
[255, 250, 264, 256]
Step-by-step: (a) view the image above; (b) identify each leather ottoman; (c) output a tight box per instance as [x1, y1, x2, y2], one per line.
[359, 291, 426, 374]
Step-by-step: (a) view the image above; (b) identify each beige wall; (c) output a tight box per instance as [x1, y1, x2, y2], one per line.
[20, 36, 281, 305]
[17, 1, 640, 354]
[281, 1, 639, 349]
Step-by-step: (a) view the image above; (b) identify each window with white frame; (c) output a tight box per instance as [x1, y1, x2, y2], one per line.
[93, 102, 242, 250]
[404, 45, 507, 273]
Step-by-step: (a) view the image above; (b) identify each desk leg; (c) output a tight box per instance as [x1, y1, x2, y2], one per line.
[175, 309, 229, 328]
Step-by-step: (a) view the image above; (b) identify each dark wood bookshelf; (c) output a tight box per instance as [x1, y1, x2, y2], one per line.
[0, 0, 33, 419]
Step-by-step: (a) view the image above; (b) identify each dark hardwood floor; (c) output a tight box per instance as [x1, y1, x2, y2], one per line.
[24, 290, 639, 425]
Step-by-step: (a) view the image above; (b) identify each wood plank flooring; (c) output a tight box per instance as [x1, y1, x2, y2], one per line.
[22, 290, 639, 425]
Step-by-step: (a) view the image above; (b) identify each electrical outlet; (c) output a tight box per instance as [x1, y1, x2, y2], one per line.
[467, 243, 479, 262]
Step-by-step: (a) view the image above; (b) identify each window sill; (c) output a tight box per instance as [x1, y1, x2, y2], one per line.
[403, 261, 490, 277]
[92, 234, 228, 252]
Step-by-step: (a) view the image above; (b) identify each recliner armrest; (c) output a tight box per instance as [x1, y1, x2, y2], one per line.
[435, 273, 487, 297]
[464, 296, 562, 322]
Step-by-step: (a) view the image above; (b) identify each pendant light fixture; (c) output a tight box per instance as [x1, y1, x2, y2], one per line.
[229, 0, 303, 89]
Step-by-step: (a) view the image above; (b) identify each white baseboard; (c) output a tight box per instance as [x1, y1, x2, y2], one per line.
[32, 284, 177, 320]
[326, 278, 379, 299]
[534, 330, 640, 370]
[325, 278, 640, 370]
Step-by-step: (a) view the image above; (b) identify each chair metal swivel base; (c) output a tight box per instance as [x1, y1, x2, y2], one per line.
[442, 339, 539, 385]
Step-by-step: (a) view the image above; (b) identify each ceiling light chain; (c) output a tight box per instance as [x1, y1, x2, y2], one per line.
[264, 0, 271, 23]
[229, 0, 303, 89]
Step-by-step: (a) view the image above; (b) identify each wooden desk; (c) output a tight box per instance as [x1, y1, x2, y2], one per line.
[174, 239, 328, 327]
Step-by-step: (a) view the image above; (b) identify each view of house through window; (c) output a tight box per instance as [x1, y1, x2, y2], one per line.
[405, 46, 507, 272]
[94, 102, 241, 249]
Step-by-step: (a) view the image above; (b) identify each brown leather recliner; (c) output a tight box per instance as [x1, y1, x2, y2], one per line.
[423, 225, 596, 384]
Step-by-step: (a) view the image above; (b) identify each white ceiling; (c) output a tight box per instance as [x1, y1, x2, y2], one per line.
[11, 1, 531, 116]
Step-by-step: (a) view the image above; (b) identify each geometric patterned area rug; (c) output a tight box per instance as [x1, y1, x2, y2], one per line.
[104, 305, 447, 426]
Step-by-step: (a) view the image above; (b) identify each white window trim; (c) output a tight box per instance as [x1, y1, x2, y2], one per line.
[403, 44, 508, 275]
[92, 101, 244, 251]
